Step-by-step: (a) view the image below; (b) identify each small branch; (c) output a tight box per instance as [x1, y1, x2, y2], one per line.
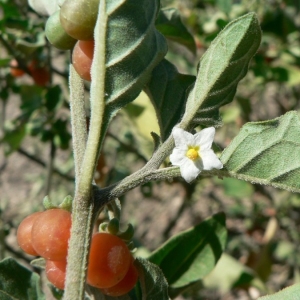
[94, 166, 181, 208]
[93, 167, 235, 211]
[17, 148, 75, 181]
[52, 66, 69, 78]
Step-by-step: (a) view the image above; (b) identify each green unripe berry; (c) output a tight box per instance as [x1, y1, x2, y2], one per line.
[45, 10, 77, 50]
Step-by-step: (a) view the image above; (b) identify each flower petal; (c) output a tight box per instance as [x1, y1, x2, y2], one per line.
[170, 148, 187, 166]
[172, 127, 194, 147]
[179, 159, 202, 183]
[194, 127, 215, 150]
[201, 149, 223, 170]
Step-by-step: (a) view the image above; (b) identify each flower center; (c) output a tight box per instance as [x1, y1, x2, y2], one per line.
[186, 146, 200, 161]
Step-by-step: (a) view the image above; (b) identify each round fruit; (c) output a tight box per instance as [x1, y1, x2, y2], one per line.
[60, 0, 100, 40]
[31, 208, 72, 260]
[45, 10, 77, 50]
[101, 262, 138, 296]
[87, 232, 131, 289]
[72, 40, 94, 81]
[46, 259, 67, 290]
[28, 60, 50, 86]
[10, 59, 25, 77]
[17, 211, 43, 256]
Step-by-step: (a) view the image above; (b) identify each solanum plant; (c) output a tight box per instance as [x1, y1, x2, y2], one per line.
[3, 0, 300, 299]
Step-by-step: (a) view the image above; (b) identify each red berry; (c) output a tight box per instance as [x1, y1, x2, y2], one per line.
[10, 59, 25, 77]
[87, 232, 131, 288]
[45, 259, 67, 290]
[28, 60, 50, 86]
[31, 208, 71, 260]
[72, 40, 94, 81]
[17, 212, 43, 256]
[101, 261, 138, 296]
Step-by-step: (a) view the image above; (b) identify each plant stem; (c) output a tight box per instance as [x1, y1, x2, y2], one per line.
[63, 1, 107, 298]
[93, 167, 232, 210]
[69, 65, 87, 179]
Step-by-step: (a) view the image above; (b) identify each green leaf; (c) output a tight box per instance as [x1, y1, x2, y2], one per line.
[258, 284, 300, 300]
[202, 253, 260, 293]
[135, 257, 169, 300]
[180, 12, 262, 129]
[99, 0, 168, 116]
[20, 85, 43, 117]
[145, 59, 195, 141]
[223, 177, 254, 198]
[216, 0, 232, 15]
[0, 58, 10, 67]
[220, 111, 300, 193]
[2, 125, 26, 155]
[45, 85, 63, 111]
[0, 257, 45, 300]
[156, 8, 196, 55]
[124, 103, 145, 118]
[148, 212, 227, 288]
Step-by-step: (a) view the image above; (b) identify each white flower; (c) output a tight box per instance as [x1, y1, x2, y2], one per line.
[170, 127, 223, 183]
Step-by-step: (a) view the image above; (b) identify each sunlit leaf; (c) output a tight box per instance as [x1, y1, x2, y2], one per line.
[94, 0, 168, 117]
[148, 213, 227, 288]
[180, 13, 261, 128]
[258, 284, 300, 300]
[221, 111, 300, 193]
[202, 253, 260, 293]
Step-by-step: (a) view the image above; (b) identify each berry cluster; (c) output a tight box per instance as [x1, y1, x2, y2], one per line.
[17, 208, 138, 296]
[10, 59, 50, 86]
[45, 0, 99, 82]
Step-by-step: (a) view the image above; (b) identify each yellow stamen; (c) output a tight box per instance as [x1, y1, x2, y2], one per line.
[186, 146, 200, 161]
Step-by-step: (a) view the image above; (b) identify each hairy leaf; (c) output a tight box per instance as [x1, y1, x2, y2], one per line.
[148, 213, 227, 288]
[135, 257, 169, 300]
[156, 8, 196, 54]
[98, 0, 168, 115]
[0, 257, 45, 300]
[258, 284, 300, 300]
[221, 111, 300, 193]
[145, 59, 195, 141]
[181, 12, 261, 128]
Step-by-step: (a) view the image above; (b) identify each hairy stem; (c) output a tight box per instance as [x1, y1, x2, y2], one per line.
[63, 1, 107, 299]
[69, 65, 87, 179]
[94, 166, 234, 210]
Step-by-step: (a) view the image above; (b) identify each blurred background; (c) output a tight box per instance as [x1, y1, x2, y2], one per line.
[1, 0, 300, 299]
